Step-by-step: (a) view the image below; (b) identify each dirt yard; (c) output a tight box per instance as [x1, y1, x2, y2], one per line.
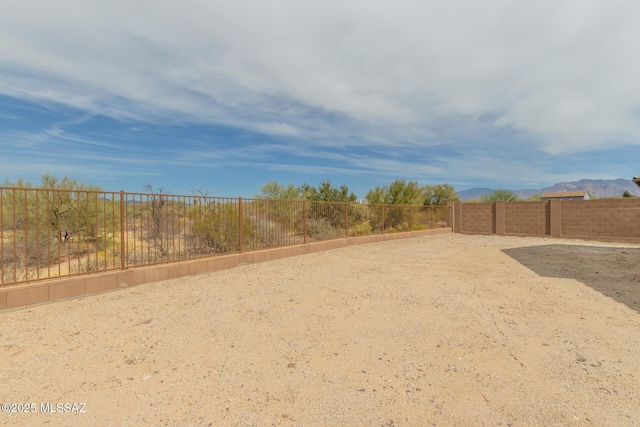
[1, 233, 639, 426]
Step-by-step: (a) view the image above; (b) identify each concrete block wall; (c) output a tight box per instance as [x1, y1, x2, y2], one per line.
[549, 200, 562, 236]
[449, 199, 640, 243]
[561, 199, 640, 239]
[460, 203, 495, 234]
[448, 202, 462, 233]
[504, 201, 549, 236]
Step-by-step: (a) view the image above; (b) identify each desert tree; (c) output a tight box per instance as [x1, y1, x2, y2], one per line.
[480, 189, 520, 202]
[422, 184, 460, 206]
[253, 182, 303, 238]
[365, 180, 422, 230]
[299, 181, 358, 236]
[2, 174, 103, 239]
[255, 181, 301, 200]
[1, 174, 105, 280]
[300, 180, 357, 203]
[141, 183, 177, 259]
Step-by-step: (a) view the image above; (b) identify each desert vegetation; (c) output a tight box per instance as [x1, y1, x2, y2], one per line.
[1, 176, 449, 286]
[1, 175, 120, 283]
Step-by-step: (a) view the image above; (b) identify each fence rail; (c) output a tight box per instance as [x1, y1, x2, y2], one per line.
[0, 187, 448, 286]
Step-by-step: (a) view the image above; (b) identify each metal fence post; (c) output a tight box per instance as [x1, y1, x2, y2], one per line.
[409, 206, 413, 231]
[382, 204, 385, 234]
[345, 202, 348, 238]
[303, 200, 307, 243]
[431, 206, 434, 229]
[120, 191, 126, 269]
[0, 189, 3, 284]
[23, 189, 28, 280]
[238, 197, 243, 253]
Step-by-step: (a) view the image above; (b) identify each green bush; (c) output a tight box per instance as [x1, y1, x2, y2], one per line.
[191, 203, 255, 253]
[350, 223, 372, 236]
[1, 175, 114, 272]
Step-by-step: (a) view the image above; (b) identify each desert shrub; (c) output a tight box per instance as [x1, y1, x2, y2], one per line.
[364, 204, 384, 232]
[384, 205, 410, 231]
[248, 221, 304, 250]
[1, 176, 118, 279]
[410, 206, 432, 230]
[140, 193, 175, 256]
[191, 203, 256, 254]
[433, 206, 447, 225]
[363, 204, 410, 232]
[70, 256, 108, 274]
[305, 217, 341, 240]
[300, 181, 356, 232]
[305, 201, 348, 230]
[1, 257, 30, 284]
[249, 199, 303, 236]
[350, 223, 372, 236]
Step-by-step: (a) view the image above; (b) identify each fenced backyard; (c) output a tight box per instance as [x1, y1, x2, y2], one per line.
[2, 233, 639, 425]
[0, 187, 447, 286]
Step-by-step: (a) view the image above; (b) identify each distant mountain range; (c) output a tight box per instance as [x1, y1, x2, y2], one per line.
[459, 179, 640, 201]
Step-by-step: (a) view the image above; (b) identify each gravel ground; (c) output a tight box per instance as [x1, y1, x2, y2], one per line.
[1, 233, 640, 426]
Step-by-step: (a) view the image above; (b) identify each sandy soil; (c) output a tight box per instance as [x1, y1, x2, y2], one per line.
[1, 233, 640, 426]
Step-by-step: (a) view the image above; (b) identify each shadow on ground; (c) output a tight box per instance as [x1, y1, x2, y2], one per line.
[502, 244, 640, 314]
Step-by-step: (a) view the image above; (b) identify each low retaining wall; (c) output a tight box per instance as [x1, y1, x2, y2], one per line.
[0, 228, 451, 312]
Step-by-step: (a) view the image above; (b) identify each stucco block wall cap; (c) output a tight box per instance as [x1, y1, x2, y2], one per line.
[540, 191, 588, 198]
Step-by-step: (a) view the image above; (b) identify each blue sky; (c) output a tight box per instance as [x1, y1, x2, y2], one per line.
[1, 0, 639, 199]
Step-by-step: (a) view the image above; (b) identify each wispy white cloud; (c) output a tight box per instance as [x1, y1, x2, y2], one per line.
[1, 0, 639, 196]
[1, 0, 638, 154]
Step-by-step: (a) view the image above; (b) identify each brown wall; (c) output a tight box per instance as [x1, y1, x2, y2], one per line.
[504, 201, 549, 236]
[460, 203, 495, 234]
[449, 199, 640, 243]
[448, 202, 462, 233]
[561, 199, 640, 239]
